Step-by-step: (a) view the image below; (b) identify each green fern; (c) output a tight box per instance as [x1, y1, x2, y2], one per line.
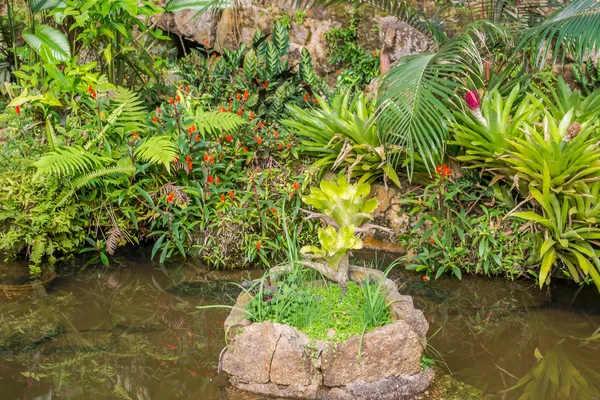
[112, 87, 147, 135]
[134, 136, 178, 172]
[45, 117, 58, 151]
[193, 108, 246, 139]
[84, 103, 125, 150]
[56, 165, 136, 208]
[34, 146, 111, 177]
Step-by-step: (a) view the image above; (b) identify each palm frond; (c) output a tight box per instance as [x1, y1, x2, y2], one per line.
[134, 136, 178, 172]
[193, 107, 246, 139]
[515, 0, 600, 69]
[377, 21, 508, 178]
[34, 146, 111, 177]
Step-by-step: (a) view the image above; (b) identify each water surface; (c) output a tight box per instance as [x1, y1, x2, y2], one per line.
[1, 250, 599, 399]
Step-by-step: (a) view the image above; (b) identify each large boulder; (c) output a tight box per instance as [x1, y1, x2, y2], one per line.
[221, 266, 433, 399]
[157, 0, 432, 75]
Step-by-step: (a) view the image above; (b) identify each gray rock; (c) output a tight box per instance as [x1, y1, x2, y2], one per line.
[221, 266, 433, 399]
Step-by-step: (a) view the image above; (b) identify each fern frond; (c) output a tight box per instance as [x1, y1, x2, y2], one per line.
[55, 165, 136, 208]
[34, 146, 111, 177]
[106, 226, 122, 256]
[46, 117, 58, 151]
[157, 182, 191, 206]
[134, 136, 177, 172]
[193, 108, 246, 139]
[84, 103, 125, 150]
[112, 87, 148, 135]
[30, 236, 46, 266]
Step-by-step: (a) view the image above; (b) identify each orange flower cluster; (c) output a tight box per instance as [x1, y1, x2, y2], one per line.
[435, 164, 451, 178]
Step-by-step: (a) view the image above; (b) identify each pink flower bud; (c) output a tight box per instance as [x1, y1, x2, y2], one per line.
[465, 90, 480, 111]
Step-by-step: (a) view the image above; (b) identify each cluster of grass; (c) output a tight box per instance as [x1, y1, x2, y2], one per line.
[246, 274, 392, 342]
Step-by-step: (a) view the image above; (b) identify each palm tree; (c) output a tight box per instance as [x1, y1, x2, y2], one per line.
[290, 0, 600, 179]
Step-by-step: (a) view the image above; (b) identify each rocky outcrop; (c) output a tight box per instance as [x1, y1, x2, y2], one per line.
[222, 266, 433, 399]
[157, 0, 433, 75]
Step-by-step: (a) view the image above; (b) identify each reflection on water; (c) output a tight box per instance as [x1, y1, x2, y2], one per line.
[1, 250, 600, 399]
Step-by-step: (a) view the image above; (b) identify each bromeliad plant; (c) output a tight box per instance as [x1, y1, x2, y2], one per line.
[512, 186, 600, 291]
[299, 177, 381, 286]
[283, 91, 401, 187]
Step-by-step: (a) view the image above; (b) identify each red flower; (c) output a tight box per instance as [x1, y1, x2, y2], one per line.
[293, 182, 299, 191]
[243, 147, 248, 153]
[287, 143, 291, 149]
[256, 241, 261, 250]
[195, 134, 199, 141]
[303, 94, 309, 102]
[336, 70, 341, 75]
[208, 175, 214, 184]
[209, 155, 214, 163]
[131, 130, 139, 137]
[15, 105, 20, 115]
[157, 107, 162, 115]
[278, 144, 282, 150]
[167, 193, 175, 203]
[169, 98, 174, 105]
[91, 90, 97, 99]
[422, 275, 430, 282]
[187, 126, 192, 134]
[213, 53, 217, 57]
[220, 194, 225, 202]
[227, 107, 231, 112]
[249, 112, 255, 120]
[186, 85, 190, 91]
[244, 89, 249, 100]
[205, 39, 210, 46]
[465, 90, 480, 111]
[258, 121, 264, 127]
[216, 177, 221, 184]
[188, 162, 193, 169]
[225, 135, 233, 142]
[169, 344, 176, 350]
[229, 100, 233, 106]
[236, 93, 241, 101]
[262, 80, 269, 88]
[257, 136, 262, 145]
[238, 108, 243, 116]
[87, 84, 93, 93]
[176, 95, 181, 102]
[373, 50, 377, 57]
[429, 237, 435, 244]
[273, 131, 279, 139]
[186, 155, 192, 163]
[179, 85, 183, 90]
[229, 190, 234, 199]
[153, 116, 157, 123]
[435, 166, 442, 173]
[204, 153, 209, 162]
[190, 370, 198, 377]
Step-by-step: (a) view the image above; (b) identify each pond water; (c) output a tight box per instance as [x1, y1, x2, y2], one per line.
[1, 250, 600, 400]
